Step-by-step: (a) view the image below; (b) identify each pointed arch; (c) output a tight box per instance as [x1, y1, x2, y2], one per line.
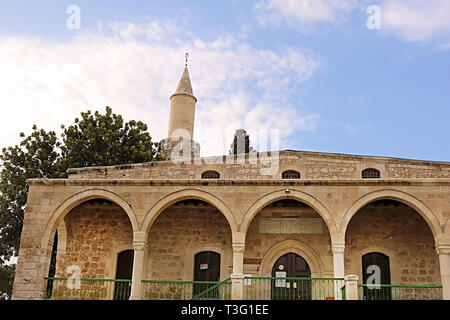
[140, 189, 238, 234]
[40, 188, 139, 249]
[339, 189, 441, 237]
[239, 189, 338, 241]
[260, 240, 323, 277]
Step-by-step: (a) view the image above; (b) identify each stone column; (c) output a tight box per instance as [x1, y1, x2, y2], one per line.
[436, 244, 450, 300]
[231, 232, 245, 300]
[129, 231, 148, 300]
[344, 274, 359, 300]
[332, 242, 346, 300]
[332, 243, 345, 279]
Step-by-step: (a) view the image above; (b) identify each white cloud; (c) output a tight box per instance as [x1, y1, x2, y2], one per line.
[256, 0, 359, 30]
[256, 0, 450, 46]
[0, 20, 321, 157]
[380, 0, 450, 43]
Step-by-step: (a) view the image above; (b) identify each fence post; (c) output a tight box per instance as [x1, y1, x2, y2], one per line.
[344, 275, 359, 300]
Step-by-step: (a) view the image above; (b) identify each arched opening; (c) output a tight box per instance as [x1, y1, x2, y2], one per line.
[114, 249, 134, 300]
[271, 252, 311, 300]
[193, 251, 221, 298]
[362, 252, 391, 300]
[50, 198, 134, 300]
[146, 199, 233, 282]
[345, 199, 440, 289]
[245, 199, 332, 279]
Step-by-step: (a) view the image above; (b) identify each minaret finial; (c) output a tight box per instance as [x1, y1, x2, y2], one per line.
[185, 52, 189, 67]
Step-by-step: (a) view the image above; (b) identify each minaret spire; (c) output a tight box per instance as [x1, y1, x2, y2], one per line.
[161, 57, 200, 160]
[172, 65, 196, 99]
[167, 57, 197, 141]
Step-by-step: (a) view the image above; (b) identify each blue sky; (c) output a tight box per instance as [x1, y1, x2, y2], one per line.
[0, 0, 449, 161]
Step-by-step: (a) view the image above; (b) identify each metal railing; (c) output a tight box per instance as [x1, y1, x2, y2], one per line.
[141, 279, 231, 300]
[358, 284, 443, 300]
[44, 277, 132, 300]
[244, 277, 345, 300]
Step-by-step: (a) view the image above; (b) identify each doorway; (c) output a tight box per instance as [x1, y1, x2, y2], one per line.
[271, 252, 311, 300]
[362, 252, 392, 300]
[114, 249, 134, 300]
[193, 251, 221, 298]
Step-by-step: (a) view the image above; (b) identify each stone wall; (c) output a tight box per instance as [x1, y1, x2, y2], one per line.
[66, 150, 450, 181]
[146, 201, 233, 281]
[244, 201, 334, 277]
[386, 161, 450, 179]
[345, 201, 441, 285]
[55, 199, 133, 279]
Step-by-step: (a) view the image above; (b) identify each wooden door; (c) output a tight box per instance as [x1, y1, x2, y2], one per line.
[271, 252, 311, 300]
[193, 251, 221, 298]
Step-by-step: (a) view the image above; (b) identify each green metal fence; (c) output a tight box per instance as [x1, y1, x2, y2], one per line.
[244, 277, 345, 300]
[358, 284, 443, 300]
[44, 277, 132, 300]
[44, 277, 443, 301]
[141, 278, 231, 300]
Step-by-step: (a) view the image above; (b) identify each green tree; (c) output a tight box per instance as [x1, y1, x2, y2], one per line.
[229, 129, 256, 155]
[59, 106, 162, 171]
[0, 263, 15, 299]
[0, 107, 162, 299]
[0, 126, 61, 262]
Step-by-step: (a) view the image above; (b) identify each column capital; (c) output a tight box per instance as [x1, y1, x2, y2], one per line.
[133, 242, 148, 251]
[232, 243, 245, 253]
[332, 243, 345, 255]
[436, 244, 450, 256]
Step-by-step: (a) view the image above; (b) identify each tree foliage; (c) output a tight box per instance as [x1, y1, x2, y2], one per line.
[0, 107, 162, 298]
[59, 106, 161, 170]
[229, 129, 256, 155]
[0, 126, 61, 262]
[0, 263, 15, 300]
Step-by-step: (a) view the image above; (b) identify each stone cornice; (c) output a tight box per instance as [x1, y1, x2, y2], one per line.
[27, 178, 450, 187]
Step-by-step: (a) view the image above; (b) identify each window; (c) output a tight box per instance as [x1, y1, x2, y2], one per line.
[362, 168, 380, 179]
[282, 170, 301, 179]
[201, 170, 220, 179]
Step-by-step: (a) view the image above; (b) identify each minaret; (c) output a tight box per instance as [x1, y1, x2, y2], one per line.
[161, 57, 200, 160]
[167, 66, 197, 140]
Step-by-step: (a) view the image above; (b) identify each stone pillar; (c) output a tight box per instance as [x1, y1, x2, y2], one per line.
[332, 243, 345, 279]
[13, 237, 52, 300]
[12, 186, 54, 300]
[436, 244, 450, 300]
[332, 242, 345, 300]
[231, 232, 245, 300]
[344, 274, 359, 300]
[129, 231, 148, 300]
